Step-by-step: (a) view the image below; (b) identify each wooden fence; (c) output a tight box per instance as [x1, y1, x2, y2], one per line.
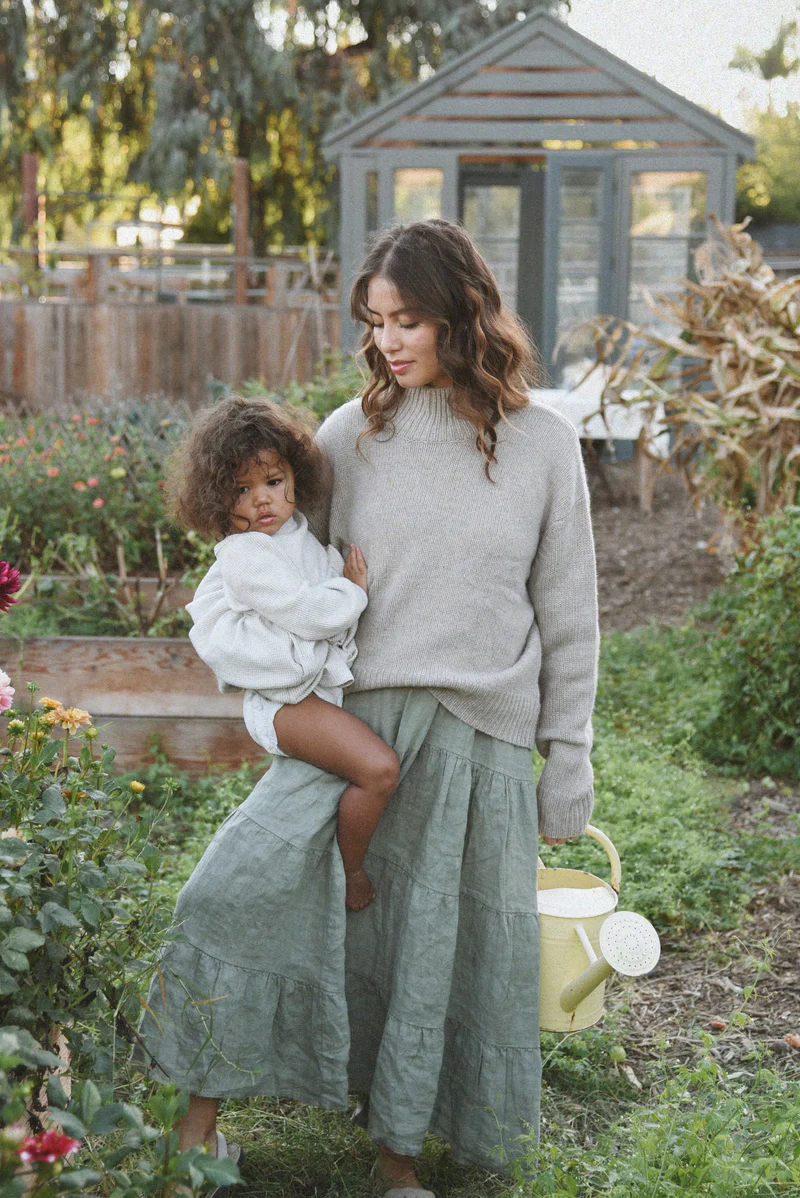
[0, 299, 340, 408]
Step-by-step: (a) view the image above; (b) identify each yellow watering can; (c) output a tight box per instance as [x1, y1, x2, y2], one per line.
[537, 825, 661, 1032]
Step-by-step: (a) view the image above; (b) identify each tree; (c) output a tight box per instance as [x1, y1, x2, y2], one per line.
[736, 102, 800, 225]
[136, 0, 563, 249]
[730, 17, 799, 110]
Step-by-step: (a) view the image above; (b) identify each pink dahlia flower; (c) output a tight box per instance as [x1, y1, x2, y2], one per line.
[0, 670, 14, 713]
[17, 1129, 81, 1163]
[0, 561, 21, 613]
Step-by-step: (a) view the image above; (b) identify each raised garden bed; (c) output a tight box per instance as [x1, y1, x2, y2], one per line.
[0, 634, 264, 774]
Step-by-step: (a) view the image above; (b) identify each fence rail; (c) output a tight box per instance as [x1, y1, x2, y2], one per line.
[0, 243, 339, 307]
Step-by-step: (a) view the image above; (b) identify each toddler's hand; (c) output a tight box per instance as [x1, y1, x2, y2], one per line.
[344, 544, 368, 594]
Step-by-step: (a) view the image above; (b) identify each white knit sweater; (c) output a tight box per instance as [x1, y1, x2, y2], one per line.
[314, 388, 600, 839]
[186, 513, 368, 704]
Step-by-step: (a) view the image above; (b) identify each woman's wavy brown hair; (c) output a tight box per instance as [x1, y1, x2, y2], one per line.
[351, 218, 543, 476]
[169, 396, 327, 540]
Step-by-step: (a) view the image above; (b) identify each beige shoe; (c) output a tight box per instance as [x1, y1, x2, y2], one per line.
[204, 1130, 245, 1197]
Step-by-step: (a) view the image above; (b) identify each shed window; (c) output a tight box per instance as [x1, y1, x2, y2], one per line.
[555, 168, 604, 383]
[628, 171, 707, 326]
[462, 183, 521, 311]
[394, 169, 443, 221]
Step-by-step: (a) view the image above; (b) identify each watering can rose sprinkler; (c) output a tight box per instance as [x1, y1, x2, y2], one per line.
[537, 825, 661, 1032]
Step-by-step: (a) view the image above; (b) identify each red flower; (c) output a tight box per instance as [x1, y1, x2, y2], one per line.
[87, 477, 99, 487]
[46, 466, 59, 478]
[17, 1130, 81, 1163]
[0, 561, 21, 613]
[92, 497, 105, 508]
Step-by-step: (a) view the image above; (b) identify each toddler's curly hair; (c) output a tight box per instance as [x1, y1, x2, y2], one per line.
[169, 395, 328, 540]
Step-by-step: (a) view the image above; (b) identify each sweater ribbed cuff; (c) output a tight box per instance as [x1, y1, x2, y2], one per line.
[537, 787, 594, 840]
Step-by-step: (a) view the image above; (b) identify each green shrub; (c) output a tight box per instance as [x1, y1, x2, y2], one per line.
[695, 506, 800, 778]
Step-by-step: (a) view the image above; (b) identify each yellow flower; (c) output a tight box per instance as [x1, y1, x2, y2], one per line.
[109, 466, 126, 480]
[43, 708, 67, 726]
[7, 719, 25, 733]
[129, 781, 145, 793]
[60, 707, 92, 735]
[39, 697, 64, 711]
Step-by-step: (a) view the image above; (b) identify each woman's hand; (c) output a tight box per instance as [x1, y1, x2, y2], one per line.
[344, 544, 368, 594]
[541, 835, 580, 846]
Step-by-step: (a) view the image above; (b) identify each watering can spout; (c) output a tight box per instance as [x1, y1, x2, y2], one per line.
[558, 912, 661, 1014]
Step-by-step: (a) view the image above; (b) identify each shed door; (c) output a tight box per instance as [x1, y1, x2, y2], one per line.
[459, 163, 546, 351]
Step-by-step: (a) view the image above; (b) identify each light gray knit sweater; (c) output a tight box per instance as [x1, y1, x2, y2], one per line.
[314, 386, 599, 839]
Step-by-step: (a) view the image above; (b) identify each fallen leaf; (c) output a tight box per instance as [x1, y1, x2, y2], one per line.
[709, 1019, 728, 1031]
[622, 1064, 642, 1091]
[784, 1033, 800, 1050]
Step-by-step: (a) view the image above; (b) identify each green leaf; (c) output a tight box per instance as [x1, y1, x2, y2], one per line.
[89, 1101, 127, 1135]
[47, 1074, 70, 1108]
[1, 947, 30, 972]
[4, 927, 46, 953]
[32, 784, 67, 823]
[57, 1169, 103, 1191]
[195, 1154, 240, 1184]
[0, 905, 13, 927]
[38, 901, 81, 931]
[80, 1079, 102, 1128]
[0, 967, 19, 995]
[80, 897, 101, 927]
[47, 1109, 87, 1138]
[78, 865, 106, 889]
[0, 839, 29, 862]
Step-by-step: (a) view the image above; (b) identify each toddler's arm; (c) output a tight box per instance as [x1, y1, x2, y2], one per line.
[217, 532, 367, 641]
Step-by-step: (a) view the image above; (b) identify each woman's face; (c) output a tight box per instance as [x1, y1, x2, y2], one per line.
[366, 276, 452, 390]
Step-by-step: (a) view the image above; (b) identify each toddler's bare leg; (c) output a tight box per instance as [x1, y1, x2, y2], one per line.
[273, 695, 400, 910]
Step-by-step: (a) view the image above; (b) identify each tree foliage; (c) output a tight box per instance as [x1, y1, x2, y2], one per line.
[736, 102, 800, 225]
[0, 0, 562, 248]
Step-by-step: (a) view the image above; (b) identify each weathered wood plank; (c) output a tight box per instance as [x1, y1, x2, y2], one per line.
[85, 716, 266, 773]
[425, 94, 664, 120]
[0, 635, 243, 718]
[459, 69, 628, 95]
[391, 118, 707, 144]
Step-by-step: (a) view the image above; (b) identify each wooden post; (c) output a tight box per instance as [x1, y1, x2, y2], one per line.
[22, 152, 38, 236]
[233, 157, 249, 305]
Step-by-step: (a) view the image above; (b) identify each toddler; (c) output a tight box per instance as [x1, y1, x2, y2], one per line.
[171, 395, 399, 910]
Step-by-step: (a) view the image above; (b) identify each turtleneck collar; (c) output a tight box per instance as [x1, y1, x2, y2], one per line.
[389, 386, 474, 442]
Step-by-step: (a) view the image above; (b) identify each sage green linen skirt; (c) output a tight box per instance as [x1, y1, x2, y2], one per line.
[137, 688, 541, 1171]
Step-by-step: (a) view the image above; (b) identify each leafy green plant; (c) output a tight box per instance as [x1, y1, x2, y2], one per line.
[0, 684, 175, 1108]
[694, 505, 800, 778]
[0, 1029, 240, 1196]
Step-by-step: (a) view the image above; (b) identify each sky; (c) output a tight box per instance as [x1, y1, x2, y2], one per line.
[561, 0, 800, 131]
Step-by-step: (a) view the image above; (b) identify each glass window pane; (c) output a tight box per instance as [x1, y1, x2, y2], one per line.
[365, 171, 378, 235]
[555, 168, 604, 384]
[629, 171, 707, 327]
[462, 183, 521, 311]
[394, 168, 442, 222]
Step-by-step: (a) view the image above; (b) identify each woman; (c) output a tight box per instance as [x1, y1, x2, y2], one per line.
[137, 218, 598, 1197]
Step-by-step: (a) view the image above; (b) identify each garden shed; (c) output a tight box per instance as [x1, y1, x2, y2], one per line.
[325, 12, 754, 380]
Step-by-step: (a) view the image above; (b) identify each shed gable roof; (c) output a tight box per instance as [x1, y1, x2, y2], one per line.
[324, 13, 754, 159]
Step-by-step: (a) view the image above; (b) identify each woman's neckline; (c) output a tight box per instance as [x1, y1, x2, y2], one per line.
[389, 386, 475, 442]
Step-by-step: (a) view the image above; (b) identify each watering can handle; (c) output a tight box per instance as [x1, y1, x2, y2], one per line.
[537, 825, 622, 893]
[585, 825, 622, 893]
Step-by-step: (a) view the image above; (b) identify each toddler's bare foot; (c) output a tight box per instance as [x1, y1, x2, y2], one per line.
[345, 868, 376, 911]
[375, 1146, 425, 1191]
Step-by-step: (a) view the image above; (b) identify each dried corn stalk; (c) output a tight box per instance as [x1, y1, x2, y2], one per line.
[569, 217, 800, 545]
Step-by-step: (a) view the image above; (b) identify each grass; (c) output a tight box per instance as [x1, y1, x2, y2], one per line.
[115, 620, 800, 1198]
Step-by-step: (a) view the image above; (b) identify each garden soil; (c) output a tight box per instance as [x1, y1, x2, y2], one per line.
[587, 463, 800, 1078]
[588, 458, 733, 634]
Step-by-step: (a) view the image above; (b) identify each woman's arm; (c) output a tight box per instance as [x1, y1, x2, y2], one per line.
[527, 456, 600, 842]
[216, 532, 368, 641]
